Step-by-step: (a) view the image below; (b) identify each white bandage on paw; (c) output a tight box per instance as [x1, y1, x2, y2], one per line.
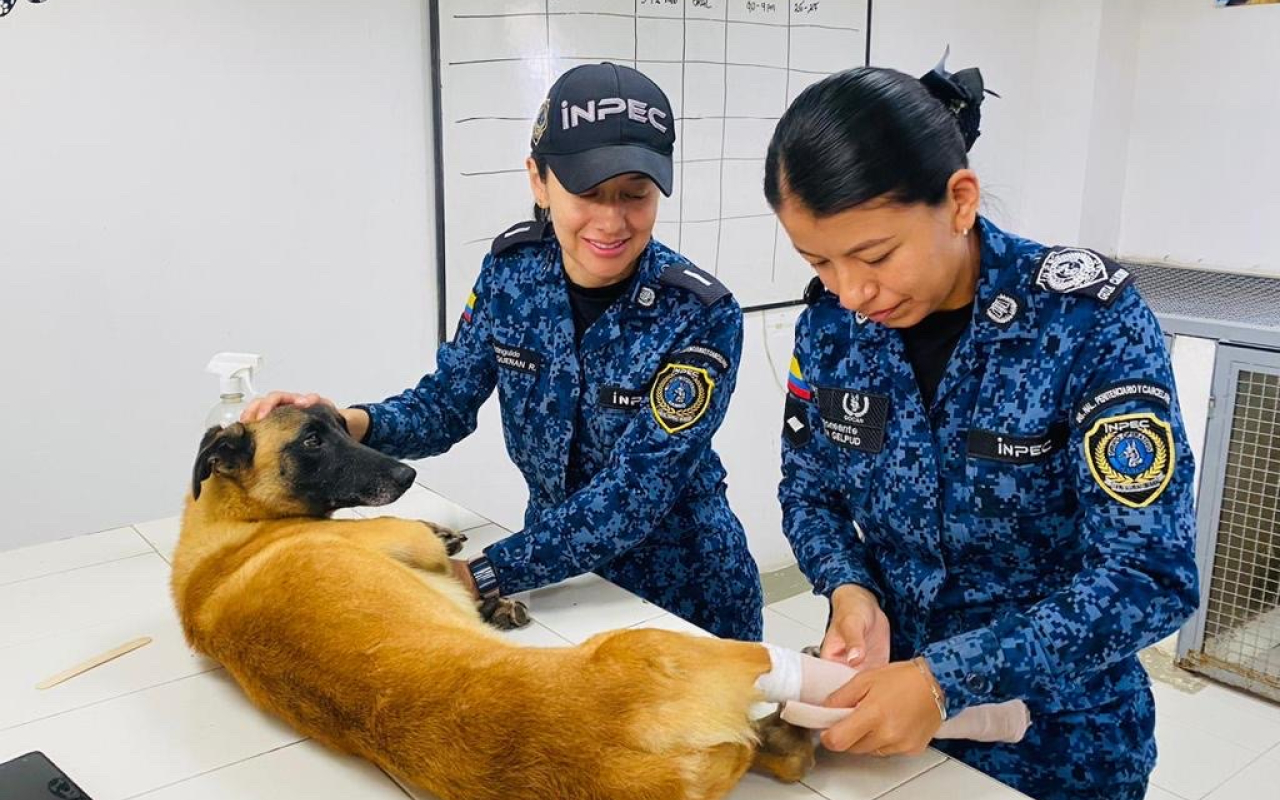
[780, 700, 851, 729]
[780, 698, 1033, 745]
[796, 653, 858, 703]
[755, 644, 862, 704]
[754, 643, 805, 703]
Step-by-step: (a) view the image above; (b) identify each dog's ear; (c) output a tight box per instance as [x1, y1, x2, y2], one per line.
[191, 423, 254, 500]
[191, 426, 222, 499]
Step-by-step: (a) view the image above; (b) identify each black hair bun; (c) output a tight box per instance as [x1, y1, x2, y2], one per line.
[918, 48, 997, 152]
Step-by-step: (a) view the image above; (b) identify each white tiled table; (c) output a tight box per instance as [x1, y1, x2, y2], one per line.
[0, 486, 1029, 800]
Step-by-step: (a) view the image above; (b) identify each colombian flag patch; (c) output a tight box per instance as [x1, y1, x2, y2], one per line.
[786, 356, 812, 401]
[462, 292, 477, 323]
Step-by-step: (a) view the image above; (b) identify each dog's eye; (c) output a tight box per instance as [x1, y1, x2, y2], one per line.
[302, 432, 322, 449]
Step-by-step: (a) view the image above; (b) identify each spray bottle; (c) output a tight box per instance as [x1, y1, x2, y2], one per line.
[205, 352, 263, 429]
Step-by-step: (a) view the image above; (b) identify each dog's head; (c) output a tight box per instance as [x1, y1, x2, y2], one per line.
[190, 405, 416, 517]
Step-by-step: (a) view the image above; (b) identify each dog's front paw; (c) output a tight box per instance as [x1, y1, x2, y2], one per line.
[480, 596, 531, 630]
[420, 521, 467, 556]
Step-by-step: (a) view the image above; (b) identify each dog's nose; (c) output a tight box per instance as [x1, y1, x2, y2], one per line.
[391, 463, 416, 492]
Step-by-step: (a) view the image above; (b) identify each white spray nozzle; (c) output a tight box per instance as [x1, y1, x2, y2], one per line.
[206, 352, 262, 398]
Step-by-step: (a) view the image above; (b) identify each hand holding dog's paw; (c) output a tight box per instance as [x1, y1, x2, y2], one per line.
[480, 597, 531, 630]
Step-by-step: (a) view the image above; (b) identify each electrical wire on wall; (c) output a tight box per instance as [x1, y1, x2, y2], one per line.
[759, 309, 797, 396]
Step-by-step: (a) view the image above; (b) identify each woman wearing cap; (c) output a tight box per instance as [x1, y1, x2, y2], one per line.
[244, 63, 764, 641]
[768, 62, 1199, 799]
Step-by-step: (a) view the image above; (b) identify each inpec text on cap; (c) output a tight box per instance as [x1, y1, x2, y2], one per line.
[560, 98, 669, 133]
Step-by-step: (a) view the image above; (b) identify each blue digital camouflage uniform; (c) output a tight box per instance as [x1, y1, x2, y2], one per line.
[356, 221, 764, 641]
[779, 217, 1199, 800]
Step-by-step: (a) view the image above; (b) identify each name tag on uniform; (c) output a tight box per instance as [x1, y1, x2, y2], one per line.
[492, 341, 543, 375]
[968, 425, 1068, 464]
[815, 388, 890, 454]
[599, 386, 646, 410]
[819, 419, 887, 453]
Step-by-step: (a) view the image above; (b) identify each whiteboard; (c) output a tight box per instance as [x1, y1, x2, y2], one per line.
[432, 0, 870, 325]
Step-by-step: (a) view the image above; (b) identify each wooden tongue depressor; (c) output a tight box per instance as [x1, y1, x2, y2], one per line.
[36, 637, 153, 690]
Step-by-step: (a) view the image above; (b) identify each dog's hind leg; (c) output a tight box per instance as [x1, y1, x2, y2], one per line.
[749, 711, 817, 784]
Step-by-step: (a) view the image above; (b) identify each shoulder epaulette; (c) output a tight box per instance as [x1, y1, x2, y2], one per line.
[491, 220, 552, 256]
[658, 262, 731, 306]
[1033, 246, 1134, 307]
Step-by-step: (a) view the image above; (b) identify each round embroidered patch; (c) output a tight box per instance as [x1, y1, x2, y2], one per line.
[1084, 412, 1175, 508]
[1038, 248, 1108, 294]
[986, 292, 1020, 325]
[650, 363, 714, 434]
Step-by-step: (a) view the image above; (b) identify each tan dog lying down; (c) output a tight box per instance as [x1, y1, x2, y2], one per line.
[172, 407, 817, 800]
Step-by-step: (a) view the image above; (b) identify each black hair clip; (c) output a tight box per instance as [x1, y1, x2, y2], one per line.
[918, 46, 999, 152]
[1, 0, 50, 18]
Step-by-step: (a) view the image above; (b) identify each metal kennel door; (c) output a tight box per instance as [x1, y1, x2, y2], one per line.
[1177, 344, 1280, 701]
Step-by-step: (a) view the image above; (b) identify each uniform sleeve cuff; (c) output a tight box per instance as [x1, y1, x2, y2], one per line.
[812, 553, 885, 608]
[482, 534, 543, 596]
[920, 627, 1004, 716]
[347, 404, 380, 447]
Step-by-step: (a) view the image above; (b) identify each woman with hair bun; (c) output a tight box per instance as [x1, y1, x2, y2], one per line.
[768, 59, 1199, 800]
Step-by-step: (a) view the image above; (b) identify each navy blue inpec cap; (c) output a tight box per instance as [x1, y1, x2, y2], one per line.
[530, 62, 676, 196]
